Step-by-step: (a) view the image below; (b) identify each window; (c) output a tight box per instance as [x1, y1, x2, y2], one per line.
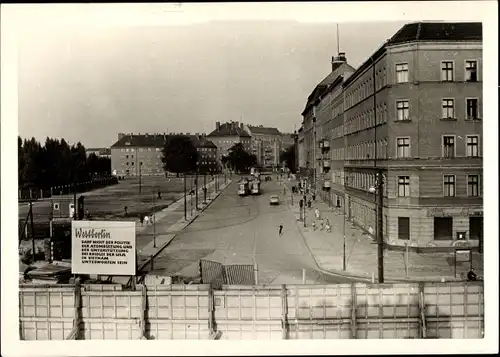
[396, 63, 409, 83]
[434, 217, 453, 240]
[131, 162, 134, 166]
[396, 100, 410, 121]
[443, 136, 455, 158]
[469, 217, 483, 242]
[126, 155, 129, 159]
[398, 176, 410, 197]
[466, 98, 479, 119]
[441, 61, 454, 81]
[443, 175, 455, 197]
[396, 137, 410, 158]
[468, 175, 479, 196]
[442, 99, 455, 119]
[465, 60, 478, 82]
[466, 136, 479, 157]
[398, 217, 410, 240]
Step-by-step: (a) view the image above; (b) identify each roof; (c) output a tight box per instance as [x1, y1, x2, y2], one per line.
[246, 125, 281, 136]
[207, 122, 251, 138]
[111, 133, 216, 149]
[388, 22, 482, 45]
[343, 22, 482, 88]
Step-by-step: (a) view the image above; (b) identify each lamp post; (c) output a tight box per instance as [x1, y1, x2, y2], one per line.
[184, 172, 187, 220]
[369, 170, 385, 283]
[152, 186, 156, 248]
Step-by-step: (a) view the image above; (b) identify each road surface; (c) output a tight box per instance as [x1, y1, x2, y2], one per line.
[144, 178, 357, 284]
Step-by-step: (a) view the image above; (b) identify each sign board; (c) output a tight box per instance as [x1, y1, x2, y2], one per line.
[71, 221, 136, 275]
[455, 249, 471, 262]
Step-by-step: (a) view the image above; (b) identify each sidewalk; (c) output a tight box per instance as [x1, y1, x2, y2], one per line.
[135, 179, 233, 270]
[283, 180, 483, 282]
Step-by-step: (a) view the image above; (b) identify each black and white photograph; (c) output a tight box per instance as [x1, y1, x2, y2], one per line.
[1, 2, 498, 356]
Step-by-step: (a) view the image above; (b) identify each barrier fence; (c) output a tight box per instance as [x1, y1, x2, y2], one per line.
[19, 281, 484, 340]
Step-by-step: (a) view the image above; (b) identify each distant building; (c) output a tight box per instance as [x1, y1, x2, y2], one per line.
[281, 133, 295, 150]
[85, 148, 111, 159]
[244, 125, 282, 168]
[110, 132, 218, 176]
[207, 122, 252, 168]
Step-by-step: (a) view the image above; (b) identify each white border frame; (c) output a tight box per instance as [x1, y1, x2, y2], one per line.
[440, 59, 455, 82]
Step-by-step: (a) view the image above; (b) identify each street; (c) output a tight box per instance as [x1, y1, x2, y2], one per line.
[143, 178, 356, 284]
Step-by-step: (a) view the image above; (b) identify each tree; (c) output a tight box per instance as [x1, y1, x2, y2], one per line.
[226, 143, 257, 173]
[161, 135, 199, 176]
[280, 145, 296, 173]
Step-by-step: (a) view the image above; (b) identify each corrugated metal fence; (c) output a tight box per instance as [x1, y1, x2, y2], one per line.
[19, 282, 484, 340]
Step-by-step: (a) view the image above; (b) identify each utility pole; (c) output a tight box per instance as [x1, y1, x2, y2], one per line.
[203, 173, 207, 204]
[152, 187, 156, 248]
[342, 201, 346, 271]
[377, 171, 385, 283]
[29, 200, 35, 262]
[195, 169, 199, 211]
[184, 173, 187, 220]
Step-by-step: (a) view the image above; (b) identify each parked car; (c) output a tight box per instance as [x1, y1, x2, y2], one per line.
[269, 195, 280, 205]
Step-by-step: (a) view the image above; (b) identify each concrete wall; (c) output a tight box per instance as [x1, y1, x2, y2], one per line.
[19, 282, 484, 340]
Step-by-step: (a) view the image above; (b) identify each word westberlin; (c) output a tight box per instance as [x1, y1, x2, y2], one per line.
[74, 228, 112, 239]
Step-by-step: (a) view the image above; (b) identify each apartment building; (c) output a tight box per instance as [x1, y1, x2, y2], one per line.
[110, 133, 218, 176]
[244, 125, 282, 168]
[85, 148, 111, 159]
[207, 121, 252, 167]
[300, 22, 483, 250]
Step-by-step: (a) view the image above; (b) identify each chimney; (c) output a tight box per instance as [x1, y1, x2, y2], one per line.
[216, 121, 220, 130]
[331, 52, 347, 71]
[240, 122, 244, 129]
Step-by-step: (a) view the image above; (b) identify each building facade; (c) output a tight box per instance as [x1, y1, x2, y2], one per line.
[299, 22, 483, 250]
[85, 148, 111, 159]
[110, 133, 218, 176]
[207, 122, 252, 167]
[244, 125, 282, 168]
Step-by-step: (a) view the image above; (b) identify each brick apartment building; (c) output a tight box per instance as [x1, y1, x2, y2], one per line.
[299, 22, 483, 250]
[110, 133, 218, 176]
[207, 122, 252, 168]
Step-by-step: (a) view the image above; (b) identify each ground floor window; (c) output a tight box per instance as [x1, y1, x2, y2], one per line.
[434, 217, 453, 240]
[469, 216, 483, 240]
[398, 217, 410, 240]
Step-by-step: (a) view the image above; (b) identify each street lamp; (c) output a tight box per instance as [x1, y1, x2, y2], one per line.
[369, 170, 385, 283]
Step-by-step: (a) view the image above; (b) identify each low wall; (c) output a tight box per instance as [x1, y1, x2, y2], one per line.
[19, 282, 484, 340]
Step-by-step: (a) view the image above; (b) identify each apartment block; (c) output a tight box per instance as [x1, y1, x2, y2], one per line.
[110, 132, 218, 176]
[299, 22, 483, 250]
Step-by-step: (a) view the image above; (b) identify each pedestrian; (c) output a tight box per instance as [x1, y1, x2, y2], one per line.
[308, 200, 312, 209]
[312, 220, 316, 231]
[124, 206, 128, 217]
[278, 223, 284, 236]
[144, 215, 150, 225]
[312, 192, 316, 201]
[467, 268, 477, 281]
[139, 214, 144, 226]
[158, 190, 162, 199]
[315, 208, 320, 220]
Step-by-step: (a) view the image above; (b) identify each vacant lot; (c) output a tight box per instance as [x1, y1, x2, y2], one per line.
[21, 174, 217, 222]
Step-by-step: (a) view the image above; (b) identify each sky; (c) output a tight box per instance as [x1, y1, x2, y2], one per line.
[18, 20, 407, 148]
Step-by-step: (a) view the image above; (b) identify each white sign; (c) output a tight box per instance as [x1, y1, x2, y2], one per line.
[71, 221, 136, 275]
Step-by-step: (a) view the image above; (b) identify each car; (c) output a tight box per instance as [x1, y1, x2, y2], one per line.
[269, 195, 280, 205]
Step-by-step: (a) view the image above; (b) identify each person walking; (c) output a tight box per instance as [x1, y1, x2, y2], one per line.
[312, 192, 316, 201]
[278, 223, 284, 236]
[144, 215, 150, 225]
